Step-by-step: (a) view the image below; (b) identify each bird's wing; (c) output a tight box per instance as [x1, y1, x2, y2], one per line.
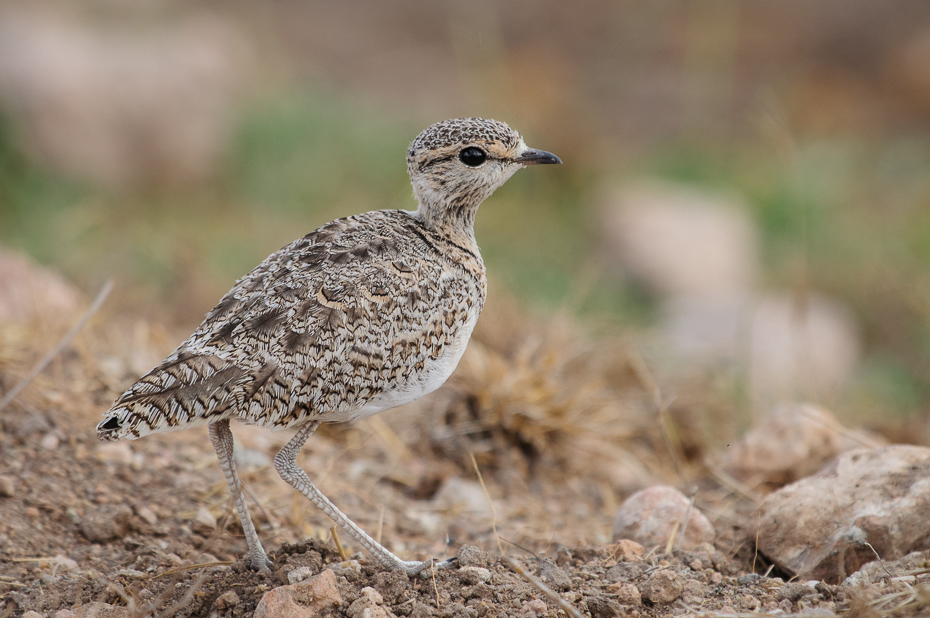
[97, 211, 482, 440]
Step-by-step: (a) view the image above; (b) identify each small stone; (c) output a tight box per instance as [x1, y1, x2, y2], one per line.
[73, 603, 130, 618]
[52, 554, 78, 572]
[347, 586, 392, 618]
[739, 594, 761, 611]
[191, 506, 217, 535]
[213, 590, 239, 610]
[602, 539, 645, 563]
[326, 559, 361, 580]
[24, 612, 43, 618]
[433, 477, 494, 517]
[710, 571, 724, 585]
[641, 570, 682, 604]
[607, 582, 641, 606]
[136, 506, 158, 526]
[612, 486, 715, 550]
[0, 475, 15, 497]
[519, 599, 548, 617]
[456, 544, 489, 567]
[118, 569, 145, 578]
[55, 610, 78, 618]
[96, 442, 133, 464]
[254, 569, 343, 618]
[288, 565, 315, 584]
[587, 596, 623, 618]
[681, 579, 704, 604]
[537, 558, 571, 591]
[606, 562, 645, 583]
[80, 504, 133, 543]
[458, 566, 491, 585]
[778, 582, 814, 603]
[41, 432, 60, 450]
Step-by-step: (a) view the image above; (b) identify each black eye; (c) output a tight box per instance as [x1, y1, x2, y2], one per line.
[459, 147, 487, 167]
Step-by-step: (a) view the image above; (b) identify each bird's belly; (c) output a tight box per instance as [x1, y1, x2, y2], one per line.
[335, 313, 479, 423]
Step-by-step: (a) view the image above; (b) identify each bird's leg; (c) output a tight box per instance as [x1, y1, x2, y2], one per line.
[209, 419, 272, 571]
[274, 420, 450, 576]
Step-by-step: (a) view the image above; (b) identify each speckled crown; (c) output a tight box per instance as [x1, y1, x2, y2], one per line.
[408, 118, 520, 155]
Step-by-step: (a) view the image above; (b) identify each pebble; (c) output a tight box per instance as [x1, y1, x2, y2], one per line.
[587, 596, 623, 618]
[433, 476, 494, 517]
[73, 602, 130, 617]
[456, 544, 490, 567]
[191, 506, 217, 535]
[255, 569, 342, 618]
[757, 444, 930, 583]
[0, 475, 15, 497]
[458, 566, 492, 585]
[41, 432, 60, 450]
[288, 565, 315, 584]
[347, 587, 391, 618]
[79, 504, 132, 543]
[641, 570, 683, 604]
[609, 582, 641, 605]
[612, 486, 715, 550]
[326, 559, 361, 581]
[213, 590, 239, 610]
[519, 599, 548, 617]
[52, 554, 78, 573]
[136, 506, 158, 526]
[537, 558, 571, 591]
[681, 579, 705, 604]
[602, 539, 645, 564]
[96, 442, 133, 465]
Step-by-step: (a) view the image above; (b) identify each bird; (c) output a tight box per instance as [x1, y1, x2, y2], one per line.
[96, 117, 561, 575]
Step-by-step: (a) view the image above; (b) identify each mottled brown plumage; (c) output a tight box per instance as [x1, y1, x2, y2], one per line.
[97, 117, 561, 574]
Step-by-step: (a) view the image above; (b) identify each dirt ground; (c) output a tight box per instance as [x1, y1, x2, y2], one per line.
[1, 286, 929, 618]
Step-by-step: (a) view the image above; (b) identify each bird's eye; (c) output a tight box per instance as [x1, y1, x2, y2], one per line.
[459, 147, 487, 167]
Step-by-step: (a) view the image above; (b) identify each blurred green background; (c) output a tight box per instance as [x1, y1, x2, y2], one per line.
[1, 1, 930, 438]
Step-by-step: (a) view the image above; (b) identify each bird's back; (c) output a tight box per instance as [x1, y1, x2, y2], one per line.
[97, 209, 486, 441]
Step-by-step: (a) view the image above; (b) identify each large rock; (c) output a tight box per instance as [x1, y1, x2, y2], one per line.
[0, 9, 249, 189]
[664, 291, 861, 402]
[601, 183, 759, 297]
[612, 485, 715, 550]
[719, 403, 883, 487]
[756, 445, 930, 583]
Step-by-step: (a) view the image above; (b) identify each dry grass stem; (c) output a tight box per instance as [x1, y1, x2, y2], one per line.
[471, 453, 504, 557]
[153, 561, 235, 579]
[503, 557, 584, 618]
[330, 526, 349, 561]
[0, 280, 113, 412]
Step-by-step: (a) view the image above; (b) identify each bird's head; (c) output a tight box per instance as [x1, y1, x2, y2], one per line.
[407, 118, 561, 237]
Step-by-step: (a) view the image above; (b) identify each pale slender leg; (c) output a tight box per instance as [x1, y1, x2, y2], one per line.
[209, 419, 272, 571]
[274, 421, 449, 576]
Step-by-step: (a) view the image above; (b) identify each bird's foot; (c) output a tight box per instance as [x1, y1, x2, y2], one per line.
[249, 553, 273, 572]
[402, 556, 458, 578]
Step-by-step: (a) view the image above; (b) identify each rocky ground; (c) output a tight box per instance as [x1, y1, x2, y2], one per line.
[1, 255, 930, 618]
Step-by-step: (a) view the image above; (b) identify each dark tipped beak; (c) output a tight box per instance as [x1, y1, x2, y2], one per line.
[514, 148, 562, 165]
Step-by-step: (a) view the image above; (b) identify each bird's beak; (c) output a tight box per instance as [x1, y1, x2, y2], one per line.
[514, 148, 562, 165]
